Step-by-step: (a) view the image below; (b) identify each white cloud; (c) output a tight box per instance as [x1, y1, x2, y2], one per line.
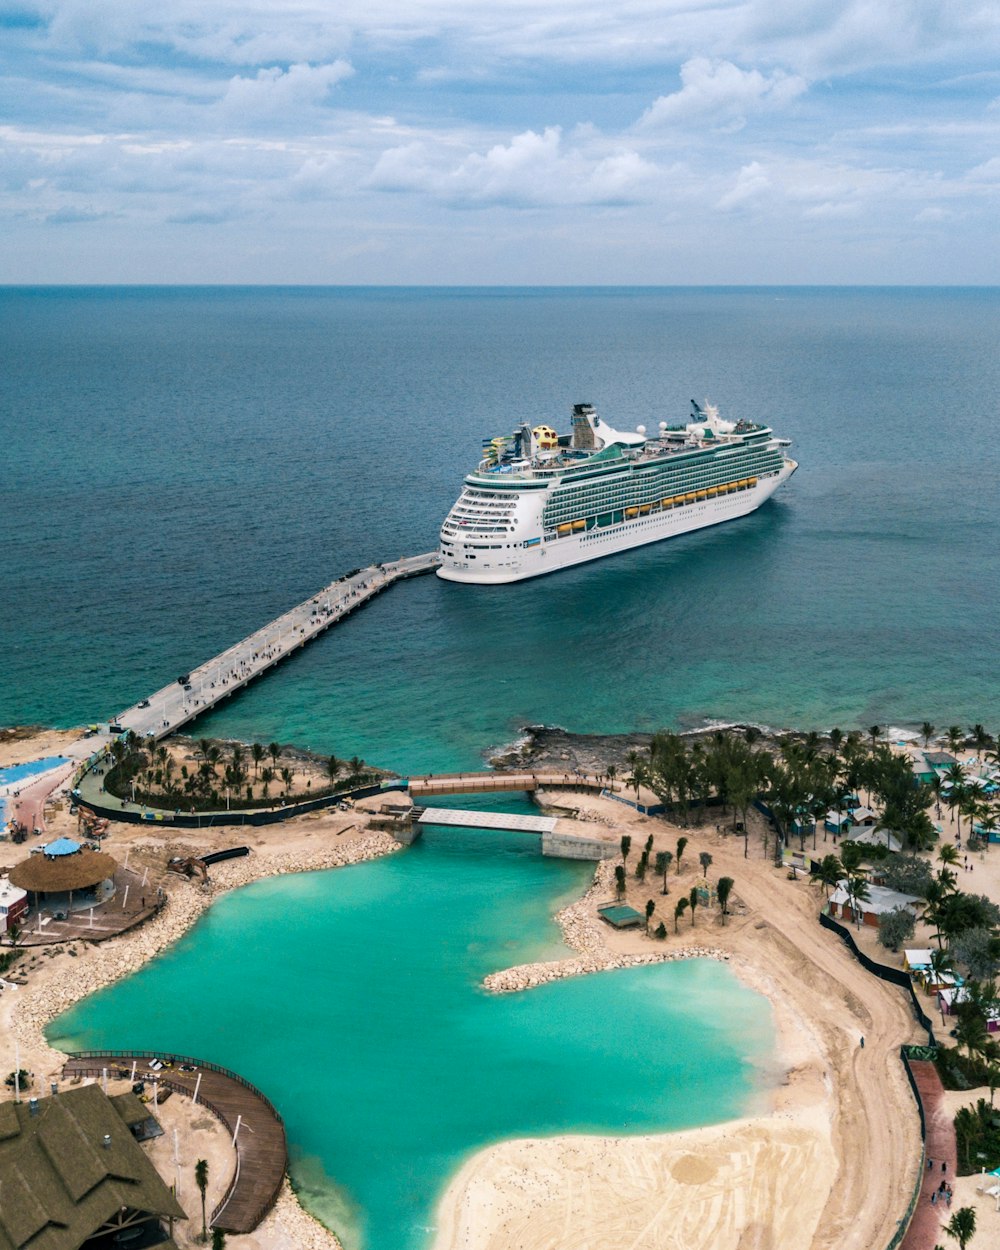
[640, 58, 807, 130]
[369, 126, 659, 207]
[220, 61, 354, 117]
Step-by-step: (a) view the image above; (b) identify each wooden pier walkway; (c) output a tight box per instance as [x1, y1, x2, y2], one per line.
[407, 770, 605, 798]
[63, 1049, 287, 1234]
[115, 552, 439, 742]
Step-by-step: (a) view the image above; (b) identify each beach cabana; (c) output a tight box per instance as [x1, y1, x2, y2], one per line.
[9, 838, 117, 915]
[824, 810, 853, 835]
[828, 882, 920, 928]
[842, 826, 903, 854]
[904, 949, 934, 973]
[850, 806, 877, 826]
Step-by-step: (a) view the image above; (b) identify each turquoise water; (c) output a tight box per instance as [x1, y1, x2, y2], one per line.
[4, 288, 1000, 767]
[49, 803, 774, 1250]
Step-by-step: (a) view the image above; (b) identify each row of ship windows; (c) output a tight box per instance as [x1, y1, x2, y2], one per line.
[544, 478, 762, 536]
[546, 460, 777, 517]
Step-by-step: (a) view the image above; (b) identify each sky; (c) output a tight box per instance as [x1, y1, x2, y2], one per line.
[2, 0, 1000, 284]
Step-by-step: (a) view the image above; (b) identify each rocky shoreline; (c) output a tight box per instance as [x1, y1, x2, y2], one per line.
[484, 860, 727, 993]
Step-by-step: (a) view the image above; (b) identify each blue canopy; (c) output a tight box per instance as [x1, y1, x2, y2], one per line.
[44, 836, 82, 857]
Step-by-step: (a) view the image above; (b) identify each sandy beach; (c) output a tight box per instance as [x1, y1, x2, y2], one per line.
[1, 731, 928, 1250]
[434, 788, 924, 1250]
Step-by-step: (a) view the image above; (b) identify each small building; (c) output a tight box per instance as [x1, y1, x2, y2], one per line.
[924, 751, 958, 769]
[596, 904, 643, 929]
[824, 810, 853, 835]
[937, 987, 1000, 1030]
[0, 876, 28, 934]
[8, 838, 117, 915]
[0, 1082, 184, 1250]
[828, 881, 920, 928]
[850, 806, 878, 826]
[842, 826, 903, 854]
[904, 948, 934, 974]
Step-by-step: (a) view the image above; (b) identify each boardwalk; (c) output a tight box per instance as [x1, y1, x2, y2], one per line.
[115, 552, 439, 743]
[408, 770, 606, 798]
[62, 1049, 287, 1234]
[900, 1059, 957, 1250]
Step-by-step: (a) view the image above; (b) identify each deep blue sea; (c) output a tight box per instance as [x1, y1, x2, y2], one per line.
[4, 286, 999, 769]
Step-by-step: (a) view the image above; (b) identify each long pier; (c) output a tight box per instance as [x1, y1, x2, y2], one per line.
[115, 552, 439, 742]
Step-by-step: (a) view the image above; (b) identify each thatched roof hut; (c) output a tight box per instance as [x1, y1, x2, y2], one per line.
[9, 847, 117, 895]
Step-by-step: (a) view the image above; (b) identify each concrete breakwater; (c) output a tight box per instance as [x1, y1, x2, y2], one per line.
[484, 860, 728, 994]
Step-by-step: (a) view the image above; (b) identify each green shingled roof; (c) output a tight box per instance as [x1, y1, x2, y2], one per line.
[0, 1084, 185, 1250]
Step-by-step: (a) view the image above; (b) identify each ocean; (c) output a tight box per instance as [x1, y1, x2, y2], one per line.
[4, 285, 999, 767]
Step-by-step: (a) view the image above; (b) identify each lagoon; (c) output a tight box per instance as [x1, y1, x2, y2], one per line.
[49, 801, 774, 1250]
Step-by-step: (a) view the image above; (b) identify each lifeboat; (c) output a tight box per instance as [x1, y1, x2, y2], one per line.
[706, 487, 718, 497]
[639, 504, 651, 515]
[572, 519, 586, 531]
[625, 507, 639, 518]
[557, 523, 572, 536]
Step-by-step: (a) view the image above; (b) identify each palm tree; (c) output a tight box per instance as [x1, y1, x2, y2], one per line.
[327, 755, 342, 787]
[644, 899, 655, 934]
[614, 865, 626, 901]
[845, 874, 870, 930]
[348, 755, 364, 778]
[921, 722, 936, 748]
[195, 1158, 209, 1242]
[675, 836, 688, 873]
[943, 1206, 976, 1249]
[605, 763, 617, 793]
[946, 726, 965, 755]
[817, 854, 842, 899]
[655, 850, 672, 894]
[938, 844, 961, 868]
[688, 886, 699, 927]
[251, 743, 265, 778]
[280, 766, 293, 794]
[268, 741, 282, 768]
[673, 897, 689, 933]
[620, 835, 631, 867]
[717, 876, 734, 920]
[699, 851, 713, 881]
[868, 725, 881, 753]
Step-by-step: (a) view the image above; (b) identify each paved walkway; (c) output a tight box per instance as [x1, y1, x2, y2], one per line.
[63, 1050, 286, 1234]
[900, 1059, 957, 1250]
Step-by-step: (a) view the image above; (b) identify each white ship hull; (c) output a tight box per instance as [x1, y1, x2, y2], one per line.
[439, 460, 796, 585]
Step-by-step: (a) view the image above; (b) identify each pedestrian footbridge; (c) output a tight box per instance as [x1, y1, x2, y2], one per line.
[415, 807, 557, 834]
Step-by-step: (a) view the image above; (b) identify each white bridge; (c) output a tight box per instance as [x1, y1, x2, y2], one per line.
[415, 807, 557, 835]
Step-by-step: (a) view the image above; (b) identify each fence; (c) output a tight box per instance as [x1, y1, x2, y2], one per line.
[818, 911, 938, 1045]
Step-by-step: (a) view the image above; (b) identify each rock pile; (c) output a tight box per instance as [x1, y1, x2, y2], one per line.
[484, 860, 728, 994]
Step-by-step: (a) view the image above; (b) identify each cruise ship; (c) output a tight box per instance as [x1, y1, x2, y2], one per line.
[437, 401, 797, 584]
